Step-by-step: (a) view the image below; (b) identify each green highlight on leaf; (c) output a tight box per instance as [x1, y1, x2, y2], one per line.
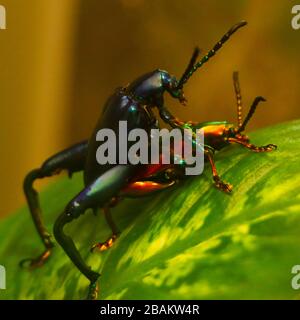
[0, 119, 300, 300]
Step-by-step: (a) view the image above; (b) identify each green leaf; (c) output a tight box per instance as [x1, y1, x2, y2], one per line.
[1, 120, 300, 300]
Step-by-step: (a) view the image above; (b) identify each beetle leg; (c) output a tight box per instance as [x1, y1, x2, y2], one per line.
[91, 234, 118, 253]
[227, 138, 277, 152]
[120, 179, 177, 197]
[90, 177, 178, 253]
[205, 147, 232, 193]
[20, 140, 88, 269]
[53, 164, 138, 300]
[90, 205, 121, 252]
[90, 170, 178, 253]
[159, 106, 186, 129]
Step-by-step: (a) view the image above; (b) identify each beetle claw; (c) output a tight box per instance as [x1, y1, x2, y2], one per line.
[90, 234, 118, 253]
[265, 144, 277, 152]
[214, 177, 233, 193]
[86, 281, 99, 300]
[19, 249, 52, 269]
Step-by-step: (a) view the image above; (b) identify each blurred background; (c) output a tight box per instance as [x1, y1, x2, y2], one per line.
[0, 0, 299, 217]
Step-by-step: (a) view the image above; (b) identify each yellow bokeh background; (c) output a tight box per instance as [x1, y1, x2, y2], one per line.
[0, 0, 299, 217]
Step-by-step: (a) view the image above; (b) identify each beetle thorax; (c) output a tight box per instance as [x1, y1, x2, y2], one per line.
[203, 123, 232, 150]
[125, 69, 166, 105]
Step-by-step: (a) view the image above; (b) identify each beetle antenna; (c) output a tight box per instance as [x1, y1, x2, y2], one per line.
[238, 96, 266, 132]
[177, 21, 247, 89]
[233, 71, 243, 128]
[177, 47, 200, 89]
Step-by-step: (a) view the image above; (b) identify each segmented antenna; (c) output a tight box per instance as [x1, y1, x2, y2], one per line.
[233, 71, 243, 128]
[177, 47, 200, 89]
[238, 96, 266, 132]
[177, 21, 247, 89]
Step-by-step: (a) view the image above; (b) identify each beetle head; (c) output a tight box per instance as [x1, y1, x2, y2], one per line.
[161, 72, 187, 105]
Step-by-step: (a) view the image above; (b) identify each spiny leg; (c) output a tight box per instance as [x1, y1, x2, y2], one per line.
[21, 169, 54, 268]
[91, 176, 177, 253]
[53, 165, 139, 300]
[227, 138, 277, 152]
[91, 205, 121, 252]
[205, 147, 232, 193]
[54, 212, 100, 300]
[20, 140, 88, 269]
